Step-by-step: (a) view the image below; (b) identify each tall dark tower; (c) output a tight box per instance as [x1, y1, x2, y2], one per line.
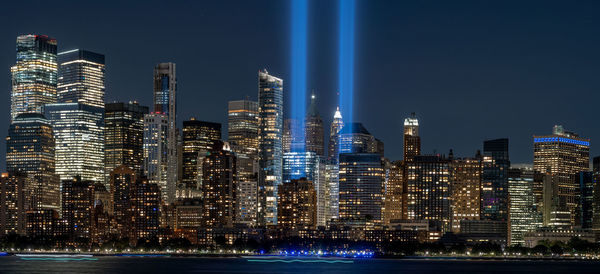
[304, 91, 324, 157]
[403, 113, 420, 162]
[481, 138, 510, 222]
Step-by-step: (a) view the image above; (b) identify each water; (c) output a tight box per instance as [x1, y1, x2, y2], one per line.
[0, 256, 599, 273]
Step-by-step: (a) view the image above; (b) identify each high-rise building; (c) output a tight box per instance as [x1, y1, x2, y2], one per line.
[61, 177, 95, 241]
[257, 69, 283, 225]
[325, 162, 340, 222]
[339, 123, 383, 155]
[110, 165, 136, 238]
[283, 119, 303, 154]
[105, 102, 148, 178]
[508, 167, 537, 245]
[593, 157, 600, 231]
[143, 113, 170, 203]
[481, 138, 510, 223]
[305, 92, 324, 157]
[57, 49, 105, 108]
[181, 119, 221, 199]
[0, 173, 29, 235]
[228, 99, 259, 156]
[577, 171, 594, 229]
[406, 155, 451, 232]
[533, 125, 589, 226]
[130, 177, 161, 243]
[153, 63, 178, 206]
[327, 107, 344, 161]
[277, 178, 317, 230]
[45, 103, 105, 185]
[6, 113, 60, 210]
[450, 153, 482, 232]
[10, 34, 57, 121]
[202, 141, 237, 227]
[282, 151, 319, 183]
[237, 180, 258, 226]
[338, 153, 385, 225]
[403, 113, 420, 162]
[228, 99, 259, 184]
[384, 161, 404, 225]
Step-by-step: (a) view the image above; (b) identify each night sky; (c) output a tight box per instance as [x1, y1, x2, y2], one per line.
[1, 0, 600, 169]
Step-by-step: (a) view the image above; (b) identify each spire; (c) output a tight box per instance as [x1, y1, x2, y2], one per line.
[334, 106, 342, 119]
[307, 90, 319, 117]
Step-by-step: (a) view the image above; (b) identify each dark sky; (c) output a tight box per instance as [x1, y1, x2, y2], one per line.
[1, 0, 600, 169]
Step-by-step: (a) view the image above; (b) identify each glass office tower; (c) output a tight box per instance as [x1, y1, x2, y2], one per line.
[143, 113, 170, 204]
[10, 34, 58, 121]
[57, 49, 105, 108]
[105, 102, 149, 177]
[181, 118, 221, 199]
[257, 69, 283, 225]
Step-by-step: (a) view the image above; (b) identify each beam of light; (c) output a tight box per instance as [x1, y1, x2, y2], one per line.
[338, 0, 355, 125]
[290, 0, 308, 179]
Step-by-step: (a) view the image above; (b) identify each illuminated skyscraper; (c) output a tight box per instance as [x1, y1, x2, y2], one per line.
[237, 180, 258, 226]
[57, 49, 105, 108]
[143, 113, 170, 203]
[403, 113, 420, 162]
[283, 119, 303, 153]
[305, 92, 324, 157]
[533, 125, 589, 226]
[577, 171, 594, 229]
[228, 99, 259, 156]
[338, 153, 385, 225]
[384, 160, 404, 225]
[105, 102, 148, 178]
[406, 155, 451, 232]
[277, 178, 317, 230]
[450, 153, 482, 232]
[6, 113, 60, 210]
[257, 69, 283, 225]
[202, 141, 237, 228]
[45, 103, 105, 184]
[153, 63, 178, 205]
[328, 107, 344, 161]
[325, 162, 340, 221]
[481, 138, 510, 223]
[508, 167, 537, 245]
[10, 34, 57, 121]
[181, 118, 221, 199]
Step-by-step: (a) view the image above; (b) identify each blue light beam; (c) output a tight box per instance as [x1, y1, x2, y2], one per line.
[338, 0, 355, 125]
[291, 0, 308, 155]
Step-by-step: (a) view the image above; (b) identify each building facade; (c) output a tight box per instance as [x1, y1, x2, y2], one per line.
[277, 178, 317, 230]
[181, 119, 221, 199]
[105, 102, 148, 178]
[143, 113, 170, 203]
[305, 92, 324, 157]
[450, 154, 482, 232]
[403, 113, 420, 162]
[508, 167, 538, 245]
[57, 49, 105, 108]
[202, 141, 237, 227]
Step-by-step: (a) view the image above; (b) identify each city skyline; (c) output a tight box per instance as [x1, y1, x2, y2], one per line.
[2, 1, 600, 168]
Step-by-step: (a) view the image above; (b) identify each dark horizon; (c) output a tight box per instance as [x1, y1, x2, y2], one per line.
[2, 0, 600, 169]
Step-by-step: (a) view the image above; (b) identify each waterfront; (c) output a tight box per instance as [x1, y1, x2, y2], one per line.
[0, 256, 600, 273]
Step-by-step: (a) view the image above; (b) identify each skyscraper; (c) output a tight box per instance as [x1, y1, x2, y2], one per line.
[305, 92, 324, 157]
[202, 141, 237, 228]
[533, 125, 590, 226]
[406, 155, 451, 232]
[228, 99, 259, 156]
[10, 35, 57, 121]
[257, 69, 283, 225]
[130, 177, 161, 243]
[105, 102, 148, 178]
[481, 138, 510, 223]
[45, 103, 105, 184]
[57, 49, 105, 108]
[508, 167, 537, 245]
[181, 118, 221, 199]
[403, 113, 420, 162]
[338, 123, 382, 155]
[384, 160, 404, 225]
[328, 107, 344, 161]
[450, 153, 482, 232]
[110, 165, 136, 238]
[283, 119, 303, 153]
[143, 113, 170, 203]
[153, 63, 178, 205]
[0, 173, 29, 235]
[61, 177, 95, 242]
[338, 153, 385, 225]
[577, 171, 594, 229]
[6, 113, 60, 210]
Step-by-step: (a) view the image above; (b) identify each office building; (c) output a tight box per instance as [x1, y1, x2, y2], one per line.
[328, 107, 344, 161]
[0, 173, 29, 235]
[403, 113, 420, 162]
[6, 113, 60, 210]
[110, 165, 136, 238]
[481, 139, 510, 223]
[277, 178, 317, 230]
[257, 69, 283, 225]
[202, 141, 237, 227]
[384, 160, 404, 225]
[305, 92, 324, 157]
[57, 49, 105, 108]
[105, 102, 148, 177]
[10, 34, 57, 121]
[508, 167, 537, 245]
[450, 153, 482, 232]
[533, 125, 589, 226]
[338, 153, 385, 225]
[339, 123, 382, 155]
[577, 171, 594, 229]
[143, 113, 170, 203]
[228, 99, 259, 184]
